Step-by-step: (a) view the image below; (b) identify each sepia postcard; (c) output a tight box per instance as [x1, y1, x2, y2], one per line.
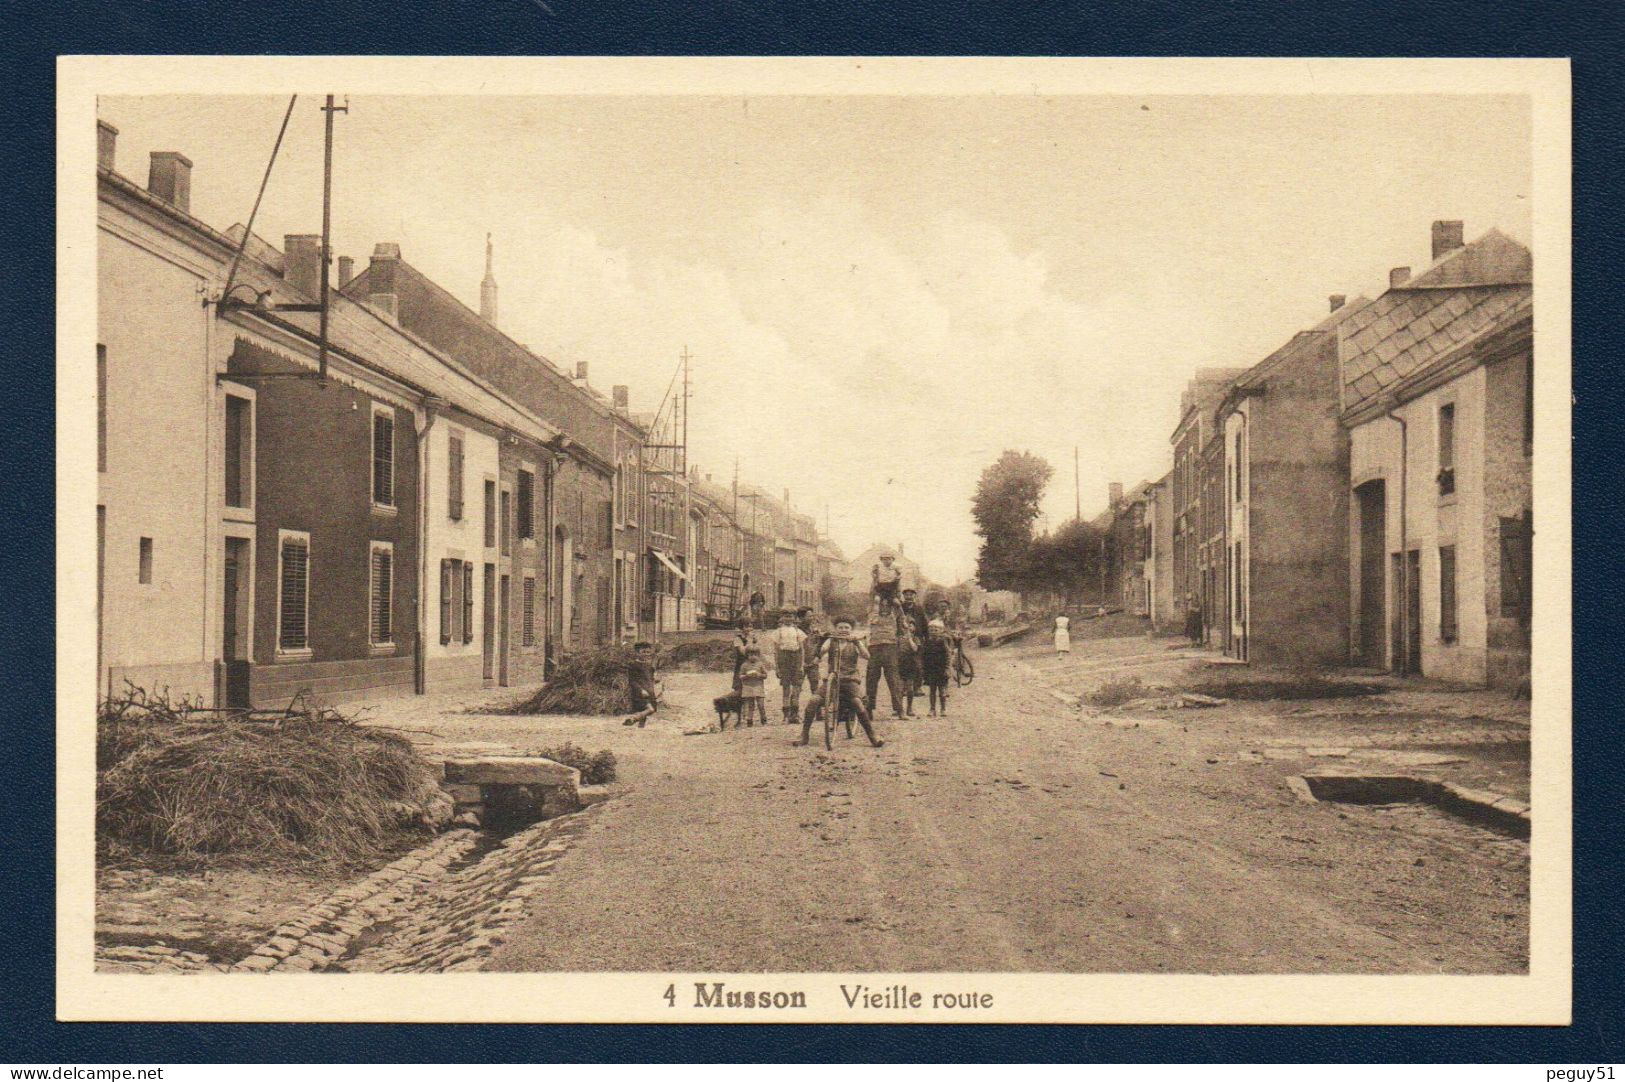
[57, 55, 1571, 1024]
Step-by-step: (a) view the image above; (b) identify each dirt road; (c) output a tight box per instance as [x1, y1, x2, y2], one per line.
[488, 640, 1527, 974]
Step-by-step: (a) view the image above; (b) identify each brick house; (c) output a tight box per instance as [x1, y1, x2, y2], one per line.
[1213, 294, 1367, 666]
[1340, 224, 1532, 688]
[1169, 368, 1246, 639]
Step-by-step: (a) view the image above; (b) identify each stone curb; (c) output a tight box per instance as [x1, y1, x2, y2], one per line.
[1290, 773, 1530, 838]
[230, 828, 481, 972]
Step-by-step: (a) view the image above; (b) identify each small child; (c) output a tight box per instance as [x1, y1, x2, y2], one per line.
[871, 552, 902, 604]
[921, 620, 952, 717]
[738, 647, 768, 727]
[622, 641, 660, 727]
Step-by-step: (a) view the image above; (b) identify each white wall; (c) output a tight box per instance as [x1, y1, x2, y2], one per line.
[423, 419, 499, 676]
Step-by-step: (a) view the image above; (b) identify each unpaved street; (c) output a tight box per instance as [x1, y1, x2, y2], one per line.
[482, 638, 1527, 974]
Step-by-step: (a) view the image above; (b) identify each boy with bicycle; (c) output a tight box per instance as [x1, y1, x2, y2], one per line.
[794, 616, 885, 749]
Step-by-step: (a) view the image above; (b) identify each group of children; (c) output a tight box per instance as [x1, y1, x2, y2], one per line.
[620, 551, 965, 744]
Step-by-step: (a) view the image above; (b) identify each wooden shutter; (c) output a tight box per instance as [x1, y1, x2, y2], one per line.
[440, 559, 452, 644]
[279, 536, 310, 650]
[516, 471, 534, 540]
[372, 409, 394, 506]
[370, 546, 393, 644]
[448, 434, 464, 521]
[1439, 545, 1458, 642]
[462, 561, 475, 643]
[522, 578, 536, 646]
[483, 479, 496, 548]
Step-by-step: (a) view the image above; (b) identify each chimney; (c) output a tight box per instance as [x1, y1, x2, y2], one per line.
[480, 233, 499, 326]
[147, 151, 193, 213]
[1389, 266, 1412, 289]
[1328, 294, 1346, 312]
[336, 255, 355, 287]
[97, 120, 118, 172]
[612, 385, 629, 410]
[575, 362, 589, 383]
[367, 243, 401, 321]
[283, 234, 323, 299]
[1431, 220, 1465, 261]
[1109, 482, 1123, 506]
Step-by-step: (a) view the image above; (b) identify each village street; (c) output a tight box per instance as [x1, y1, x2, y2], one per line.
[361, 632, 1532, 976]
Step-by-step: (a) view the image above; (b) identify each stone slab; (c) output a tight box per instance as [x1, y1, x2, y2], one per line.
[442, 756, 581, 789]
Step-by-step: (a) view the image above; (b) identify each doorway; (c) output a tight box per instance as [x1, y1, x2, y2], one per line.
[1390, 548, 1422, 675]
[482, 563, 496, 684]
[1355, 480, 1387, 666]
[222, 537, 251, 707]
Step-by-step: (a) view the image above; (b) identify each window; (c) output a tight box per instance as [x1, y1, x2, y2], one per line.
[369, 542, 394, 646]
[97, 345, 107, 473]
[278, 531, 311, 654]
[372, 405, 395, 508]
[1439, 545, 1458, 642]
[447, 433, 465, 521]
[522, 577, 536, 646]
[1233, 430, 1244, 503]
[500, 489, 512, 556]
[224, 393, 253, 509]
[439, 559, 455, 645]
[1500, 514, 1533, 624]
[138, 537, 153, 584]
[463, 561, 475, 644]
[1437, 402, 1456, 496]
[614, 464, 624, 525]
[604, 499, 614, 548]
[516, 469, 535, 540]
[483, 479, 496, 548]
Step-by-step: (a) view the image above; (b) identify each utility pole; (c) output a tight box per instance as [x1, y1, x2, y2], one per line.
[679, 345, 691, 476]
[1074, 445, 1081, 523]
[317, 94, 348, 384]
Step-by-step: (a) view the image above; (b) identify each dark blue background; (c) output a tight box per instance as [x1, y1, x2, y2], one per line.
[6, 0, 1620, 1062]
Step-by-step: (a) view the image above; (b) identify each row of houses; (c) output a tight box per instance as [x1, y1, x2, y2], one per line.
[1095, 221, 1532, 690]
[95, 118, 843, 708]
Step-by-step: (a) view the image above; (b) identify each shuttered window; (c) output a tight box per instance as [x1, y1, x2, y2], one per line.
[1437, 403, 1456, 496]
[370, 543, 393, 645]
[97, 345, 107, 473]
[1439, 545, 1458, 643]
[279, 532, 311, 653]
[440, 559, 453, 644]
[516, 469, 535, 540]
[523, 577, 536, 646]
[500, 490, 512, 555]
[372, 407, 395, 507]
[448, 433, 465, 521]
[462, 561, 475, 644]
[1500, 515, 1533, 624]
[483, 479, 496, 548]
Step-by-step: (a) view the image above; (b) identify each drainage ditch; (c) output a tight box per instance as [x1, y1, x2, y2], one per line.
[1296, 774, 1529, 839]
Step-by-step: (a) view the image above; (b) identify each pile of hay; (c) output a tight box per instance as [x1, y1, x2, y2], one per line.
[663, 638, 734, 672]
[97, 688, 442, 865]
[507, 644, 637, 716]
[536, 742, 618, 785]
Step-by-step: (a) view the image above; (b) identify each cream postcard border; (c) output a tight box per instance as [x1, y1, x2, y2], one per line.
[56, 55, 1572, 1024]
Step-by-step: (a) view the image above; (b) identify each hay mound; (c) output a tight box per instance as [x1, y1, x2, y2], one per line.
[536, 742, 618, 785]
[508, 645, 636, 716]
[663, 638, 734, 672]
[97, 688, 442, 865]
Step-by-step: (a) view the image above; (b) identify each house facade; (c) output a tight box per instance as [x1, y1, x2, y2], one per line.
[1340, 224, 1532, 688]
[1169, 368, 1245, 639]
[1147, 471, 1176, 630]
[1214, 296, 1364, 666]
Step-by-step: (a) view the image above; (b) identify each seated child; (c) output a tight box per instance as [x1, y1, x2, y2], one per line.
[795, 617, 885, 748]
[871, 553, 902, 603]
[622, 641, 660, 727]
[738, 647, 768, 727]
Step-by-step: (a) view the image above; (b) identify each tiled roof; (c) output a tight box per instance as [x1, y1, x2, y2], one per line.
[1340, 230, 1531, 415]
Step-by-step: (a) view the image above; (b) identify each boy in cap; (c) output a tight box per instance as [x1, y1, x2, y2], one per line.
[768, 609, 809, 724]
[796, 617, 884, 748]
[871, 551, 902, 604]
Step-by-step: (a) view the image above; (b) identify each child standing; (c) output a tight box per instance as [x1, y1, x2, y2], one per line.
[738, 647, 768, 727]
[921, 620, 952, 717]
[622, 641, 661, 727]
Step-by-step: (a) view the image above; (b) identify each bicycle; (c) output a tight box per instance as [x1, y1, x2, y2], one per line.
[953, 641, 975, 687]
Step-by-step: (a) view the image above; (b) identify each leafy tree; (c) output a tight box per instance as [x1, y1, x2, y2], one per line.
[972, 451, 1053, 591]
[1026, 517, 1107, 603]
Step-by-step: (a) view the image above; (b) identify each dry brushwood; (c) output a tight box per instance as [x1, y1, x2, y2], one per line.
[505, 644, 640, 716]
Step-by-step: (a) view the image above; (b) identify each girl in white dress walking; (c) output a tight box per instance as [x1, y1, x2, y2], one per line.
[1053, 614, 1072, 657]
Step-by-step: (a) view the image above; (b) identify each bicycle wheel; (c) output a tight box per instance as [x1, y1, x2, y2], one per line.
[955, 650, 975, 687]
[823, 696, 833, 750]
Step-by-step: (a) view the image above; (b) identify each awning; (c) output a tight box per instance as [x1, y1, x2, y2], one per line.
[650, 548, 688, 581]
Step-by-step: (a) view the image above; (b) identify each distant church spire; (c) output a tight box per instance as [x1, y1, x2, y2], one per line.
[480, 232, 499, 326]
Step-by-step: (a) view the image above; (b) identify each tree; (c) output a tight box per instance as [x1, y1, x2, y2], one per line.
[1026, 517, 1107, 603]
[971, 451, 1053, 591]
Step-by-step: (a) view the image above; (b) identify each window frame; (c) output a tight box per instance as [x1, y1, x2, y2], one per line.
[371, 403, 397, 512]
[439, 558, 454, 645]
[1439, 543, 1459, 643]
[483, 478, 497, 549]
[221, 381, 257, 515]
[368, 540, 395, 650]
[516, 468, 536, 542]
[1436, 400, 1457, 498]
[276, 529, 313, 659]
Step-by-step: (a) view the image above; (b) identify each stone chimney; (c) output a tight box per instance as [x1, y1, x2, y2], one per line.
[612, 385, 629, 410]
[97, 120, 118, 172]
[479, 233, 499, 326]
[575, 362, 589, 383]
[336, 255, 355, 287]
[1329, 294, 1346, 312]
[1431, 220, 1465, 261]
[367, 243, 401, 321]
[147, 151, 192, 213]
[1389, 266, 1412, 289]
[283, 235, 323, 298]
[1109, 482, 1123, 506]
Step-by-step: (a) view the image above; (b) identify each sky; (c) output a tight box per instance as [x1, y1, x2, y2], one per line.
[99, 93, 1531, 583]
